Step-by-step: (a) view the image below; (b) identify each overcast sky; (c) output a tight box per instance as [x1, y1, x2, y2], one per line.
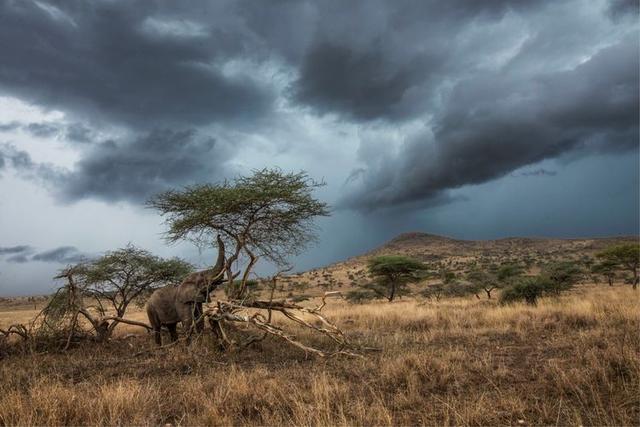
[0, 0, 638, 296]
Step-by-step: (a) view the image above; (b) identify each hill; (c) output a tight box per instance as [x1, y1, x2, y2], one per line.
[278, 232, 638, 292]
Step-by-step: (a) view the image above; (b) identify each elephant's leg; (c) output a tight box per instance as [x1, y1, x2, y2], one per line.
[152, 327, 162, 346]
[167, 323, 178, 342]
[194, 303, 205, 333]
[182, 315, 194, 345]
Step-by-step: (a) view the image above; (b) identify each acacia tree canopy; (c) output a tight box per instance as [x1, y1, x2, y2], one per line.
[148, 168, 331, 298]
[81, 245, 193, 317]
[597, 244, 640, 289]
[366, 255, 429, 302]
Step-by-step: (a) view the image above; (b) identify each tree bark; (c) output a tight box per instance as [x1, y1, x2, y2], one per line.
[388, 282, 396, 302]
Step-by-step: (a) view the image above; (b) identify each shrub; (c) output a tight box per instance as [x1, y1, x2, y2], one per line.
[345, 289, 378, 304]
[499, 277, 552, 306]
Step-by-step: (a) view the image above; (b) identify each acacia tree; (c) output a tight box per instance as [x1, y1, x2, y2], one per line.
[78, 245, 193, 339]
[500, 262, 581, 306]
[29, 248, 191, 348]
[495, 263, 524, 283]
[591, 259, 618, 286]
[365, 256, 429, 302]
[83, 246, 192, 312]
[466, 269, 498, 299]
[597, 244, 640, 289]
[148, 169, 330, 299]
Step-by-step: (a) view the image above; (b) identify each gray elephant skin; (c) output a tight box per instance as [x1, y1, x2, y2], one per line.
[146, 236, 225, 345]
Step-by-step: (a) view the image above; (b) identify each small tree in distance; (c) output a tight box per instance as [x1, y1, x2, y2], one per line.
[365, 255, 429, 302]
[591, 259, 618, 286]
[467, 269, 498, 299]
[500, 262, 581, 306]
[148, 169, 330, 298]
[597, 244, 640, 290]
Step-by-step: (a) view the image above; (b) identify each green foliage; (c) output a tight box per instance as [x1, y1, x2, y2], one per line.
[542, 261, 582, 294]
[367, 255, 429, 301]
[345, 288, 379, 304]
[591, 259, 618, 285]
[80, 245, 193, 316]
[500, 263, 580, 306]
[439, 268, 456, 284]
[597, 243, 640, 288]
[148, 168, 330, 265]
[420, 282, 471, 300]
[499, 277, 552, 305]
[466, 269, 495, 295]
[495, 263, 524, 282]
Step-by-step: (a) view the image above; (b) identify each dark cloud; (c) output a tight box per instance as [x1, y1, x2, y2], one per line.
[607, 0, 639, 18]
[287, 0, 548, 122]
[0, 245, 32, 255]
[1, 245, 34, 263]
[0, 1, 273, 130]
[65, 123, 92, 144]
[7, 254, 31, 264]
[293, 42, 432, 121]
[343, 36, 639, 210]
[0, 244, 88, 264]
[0, 143, 65, 186]
[0, 120, 94, 144]
[0, 121, 21, 132]
[60, 128, 231, 202]
[1, 128, 231, 203]
[0, 0, 637, 213]
[25, 122, 60, 138]
[32, 246, 87, 264]
[518, 168, 558, 177]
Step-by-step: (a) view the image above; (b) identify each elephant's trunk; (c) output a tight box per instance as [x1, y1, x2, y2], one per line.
[211, 234, 225, 282]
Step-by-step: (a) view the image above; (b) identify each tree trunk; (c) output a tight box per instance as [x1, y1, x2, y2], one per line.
[608, 276, 613, 286]
[484, 288, 493, 299]
[388, 282, 396, 302]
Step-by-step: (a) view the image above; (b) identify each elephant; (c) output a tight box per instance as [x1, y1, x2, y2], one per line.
[146, 235, 226, 346]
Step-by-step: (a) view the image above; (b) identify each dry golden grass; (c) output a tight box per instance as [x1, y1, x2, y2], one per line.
[1, 286, 639, 426]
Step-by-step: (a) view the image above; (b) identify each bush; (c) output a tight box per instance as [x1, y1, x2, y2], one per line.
[420, 282, 476, 301]
[543, 262, 582, 293]
[499, 277, 551, 305]
[345, 289, 378, 304]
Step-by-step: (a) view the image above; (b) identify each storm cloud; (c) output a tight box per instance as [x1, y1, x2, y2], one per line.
[31, 246, 88, 264]
[0, 1, 273, 130]
[0, 245, 32, 256]
[0, 245, 88, 264]
[0, 245, 33, 264]
[1, 128, 232, 203]
[0, 0, 636, 210]
[60, 128, 232, 202]
[341, 22, 638, 210]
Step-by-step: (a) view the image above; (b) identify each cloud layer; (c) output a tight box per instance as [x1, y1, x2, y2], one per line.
[0, 0, 636, 210]
[0, 245, 87, 264]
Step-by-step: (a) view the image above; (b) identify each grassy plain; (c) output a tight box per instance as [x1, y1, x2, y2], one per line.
[1, 285, 638, 426]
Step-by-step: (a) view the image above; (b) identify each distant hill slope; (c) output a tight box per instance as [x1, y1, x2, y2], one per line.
[279, 232, 638, 292]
